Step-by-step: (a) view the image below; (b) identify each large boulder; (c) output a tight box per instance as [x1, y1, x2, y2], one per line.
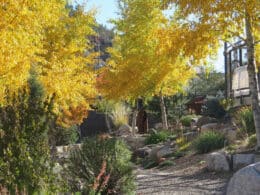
[196, 116, 218, 128]
[206, 152, 230, 172]
[121, 135, 146, 150]
[154, 123, 163, 129]
[148, 144, 175, 163]
[148, 128, 158, 135]
[227, 162, 260, 195]
[183, 131, 198, 141]
[201, 123, 219, 133]
[55, 144, 82, 161]
[117, 124, 132, 136]
[217, 126, 237, 143]
[157, 145, 174, 159]
[133, 146, 152, 159]
[232, 154, 255, 171]
[148, 145, 164, 163]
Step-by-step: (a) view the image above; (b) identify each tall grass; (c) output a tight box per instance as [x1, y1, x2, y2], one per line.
[193, 131, 225, 153]
[111, 103, 130, 128]
[235, 107, 255, 136]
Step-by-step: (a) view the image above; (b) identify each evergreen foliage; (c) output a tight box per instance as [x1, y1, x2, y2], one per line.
[202, 98, 226, 119]
[187, 70, 225, 97]
[0, 72, 57, 193]
[49, 125, 79, 146]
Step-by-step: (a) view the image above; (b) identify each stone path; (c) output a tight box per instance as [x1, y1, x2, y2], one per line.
[136, 154, 232, 195]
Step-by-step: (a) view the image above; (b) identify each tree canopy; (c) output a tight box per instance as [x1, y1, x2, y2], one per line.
[0, 1, 97, 125]
[164, 0, 260, 146]
[98, 0, 194, 101]
[163, 0, 259, 62]
[187, 69, 225, 97]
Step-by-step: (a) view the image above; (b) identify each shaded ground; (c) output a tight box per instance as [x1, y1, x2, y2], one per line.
[136, 154, 233, 195]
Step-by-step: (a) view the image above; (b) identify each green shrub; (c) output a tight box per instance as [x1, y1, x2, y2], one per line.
[158, 160, 175, 168]
[67, 137, 135, 195]
[49, 125, 79, 146]
[173, 150, 185, 158]
[202, 98, 226, 119]
[193, 131, 225, 153]
[247, 134, 257, 148]
[143, 160, 158, 169]
[95, 99, 115, 113]
[235, 107, 255, 136]
[180, 115, 193, 127]
[0, 72, 58, 193]
[145, 131, 171, 145]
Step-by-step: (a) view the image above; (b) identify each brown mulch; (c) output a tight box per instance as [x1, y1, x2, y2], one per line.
[136, 153, 233, 195]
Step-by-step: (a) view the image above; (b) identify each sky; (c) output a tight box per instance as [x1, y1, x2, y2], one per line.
[84, 0, 117, 29]
[82, 0, 224, 72]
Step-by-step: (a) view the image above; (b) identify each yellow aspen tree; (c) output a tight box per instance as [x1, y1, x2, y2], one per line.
[99, 0, 194, 129]
[0, 0, 63, 102]
[164, 0, 260, 147]
[39, 5, 97, 126]
[0, 1, 97, 126]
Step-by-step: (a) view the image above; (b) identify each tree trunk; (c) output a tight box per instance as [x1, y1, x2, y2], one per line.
[160, 94, 168, 129]
[131, 109, 138, 135]
[245, 12, 260, 149]
[105, 113, 112, 134]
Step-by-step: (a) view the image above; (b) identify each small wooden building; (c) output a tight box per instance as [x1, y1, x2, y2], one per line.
[80, 110, 115, 138]
[186, 96, 206, 115]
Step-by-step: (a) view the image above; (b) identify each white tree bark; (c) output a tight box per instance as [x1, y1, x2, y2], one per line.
[160, 94, 168, 129]
[131, 109, 138, 135]
[245, 12, 260, 149]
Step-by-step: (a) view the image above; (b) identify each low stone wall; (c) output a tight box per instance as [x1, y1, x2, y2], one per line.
[206, 151, 260, 172]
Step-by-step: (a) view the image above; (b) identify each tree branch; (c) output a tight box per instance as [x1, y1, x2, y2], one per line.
[227, 29, 246, 42]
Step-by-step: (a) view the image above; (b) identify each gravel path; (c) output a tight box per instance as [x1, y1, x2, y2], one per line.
[136, 154, 233, 195]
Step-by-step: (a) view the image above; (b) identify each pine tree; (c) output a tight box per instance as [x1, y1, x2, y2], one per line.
[0, 71, 57, 193]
